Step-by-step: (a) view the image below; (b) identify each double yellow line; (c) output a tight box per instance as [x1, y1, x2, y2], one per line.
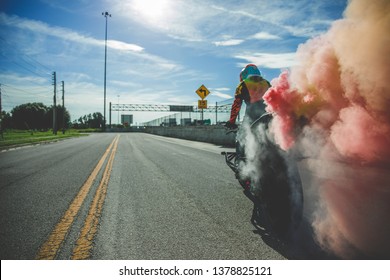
[36, 135, 120, 260]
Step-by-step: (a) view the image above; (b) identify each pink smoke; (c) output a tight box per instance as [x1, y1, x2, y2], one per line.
[263, 0, 390, 258]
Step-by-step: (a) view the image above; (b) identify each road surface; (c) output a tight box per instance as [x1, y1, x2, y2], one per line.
[0, 132, 315, 260]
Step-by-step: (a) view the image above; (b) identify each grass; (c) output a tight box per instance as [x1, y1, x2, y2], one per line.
[0, 129, 89, 150]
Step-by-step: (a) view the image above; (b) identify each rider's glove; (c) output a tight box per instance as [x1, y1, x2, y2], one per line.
[225, 121, 238, 130]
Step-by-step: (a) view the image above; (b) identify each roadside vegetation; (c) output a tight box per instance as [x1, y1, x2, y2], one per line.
[0, 129, 89, 150]
[0, 102, 105, 150]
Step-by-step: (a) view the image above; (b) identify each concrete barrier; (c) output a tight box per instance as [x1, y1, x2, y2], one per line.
[143, 125, 236, 147]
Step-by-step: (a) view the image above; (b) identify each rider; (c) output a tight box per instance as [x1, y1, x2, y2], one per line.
[225, 64, 271, 129]
[225, 63, 271, 180]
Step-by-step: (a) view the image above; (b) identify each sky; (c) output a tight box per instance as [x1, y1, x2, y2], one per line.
[0, 0, 347, 124]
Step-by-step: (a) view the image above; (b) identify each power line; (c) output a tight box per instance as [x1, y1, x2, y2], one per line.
[0, 36, 52, 72]
[0, 36, 52, 80]
[0, 56, 51, 81]
[0, 59, 51, 81]
[1, 84, 51, 107]
[2, 83, 50, 96]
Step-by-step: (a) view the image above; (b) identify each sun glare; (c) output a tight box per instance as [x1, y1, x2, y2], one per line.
[132, 0, 171, 23]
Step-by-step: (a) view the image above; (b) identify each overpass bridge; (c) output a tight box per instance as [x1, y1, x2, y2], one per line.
[110, 103, 232, 113]
[108, 102, 235, 126]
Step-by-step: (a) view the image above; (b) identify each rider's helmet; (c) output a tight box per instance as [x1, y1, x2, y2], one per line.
[239, 64, 262, 82]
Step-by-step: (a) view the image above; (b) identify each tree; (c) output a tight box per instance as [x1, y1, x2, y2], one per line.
[45, 105, 71, 131]
[1, 111, 12, 130]
[11, 103, 49, 130]
[90, 112, 103, 128]
[72, 112, 104, 129]
[7, 103, 71, 130]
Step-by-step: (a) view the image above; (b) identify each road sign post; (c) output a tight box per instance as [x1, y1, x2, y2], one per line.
[196, 84, 210, 124]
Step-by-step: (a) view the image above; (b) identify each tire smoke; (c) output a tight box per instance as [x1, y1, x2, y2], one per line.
[261, 0, 390, 258]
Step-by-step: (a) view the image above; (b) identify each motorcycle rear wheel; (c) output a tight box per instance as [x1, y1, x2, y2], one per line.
[251, 115, 303, 239]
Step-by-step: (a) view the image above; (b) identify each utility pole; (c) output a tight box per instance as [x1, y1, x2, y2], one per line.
[0, 83, 3, 139]
[0, 83, 2, 114]
[102, 11, 111, 131]
[52, 72, 57, 135]
[62, 81, 65, 134]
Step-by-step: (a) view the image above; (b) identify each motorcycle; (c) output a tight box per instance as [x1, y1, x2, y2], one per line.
[222, 113, 304, 239]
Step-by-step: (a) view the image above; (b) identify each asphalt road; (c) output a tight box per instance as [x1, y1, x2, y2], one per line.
[0, 132, 310, 260]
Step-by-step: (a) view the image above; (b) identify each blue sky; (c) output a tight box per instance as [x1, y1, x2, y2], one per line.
[0, 0, 347, 124]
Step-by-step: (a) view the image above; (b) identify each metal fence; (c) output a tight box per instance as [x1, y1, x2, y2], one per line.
[141, 99, 246, 126]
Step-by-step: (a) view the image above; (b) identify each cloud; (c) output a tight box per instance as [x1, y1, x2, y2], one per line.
[212, 87, 230, 91]
[0, 12, 186, 78]
[212, 91, 233, 99]
[214, 31, 280, 48]
[213, 31, 280, 48]
[0, 72, 49, 85]
[211, 2, 339, 39]
[235, 52, 297, 69]
[211, 5, 261, 21]
[214, 39, 244, 46]
[0, 12, 144, 52]
[111, 0, 211, 43]
[106, 40, 144, 52]
[249, 32, 281, 40]
[209, 87, 233, 99]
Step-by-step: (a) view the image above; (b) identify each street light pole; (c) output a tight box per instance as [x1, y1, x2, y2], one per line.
[102, 11, 111, 131]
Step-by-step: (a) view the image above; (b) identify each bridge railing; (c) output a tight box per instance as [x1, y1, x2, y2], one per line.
[110, 100, 246, 126]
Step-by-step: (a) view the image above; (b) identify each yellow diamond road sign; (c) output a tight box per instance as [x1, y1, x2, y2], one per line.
[196, 84, 210, 100]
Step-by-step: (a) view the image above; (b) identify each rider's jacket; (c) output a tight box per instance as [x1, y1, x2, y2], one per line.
[229, 77, 271, 124]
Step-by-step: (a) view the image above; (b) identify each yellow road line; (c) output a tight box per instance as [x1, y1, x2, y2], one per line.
[72, 135, 119, 260]
[36, 135, 119, 260]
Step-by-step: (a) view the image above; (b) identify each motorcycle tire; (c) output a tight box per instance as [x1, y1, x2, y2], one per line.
[251, 114, 304, 239]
